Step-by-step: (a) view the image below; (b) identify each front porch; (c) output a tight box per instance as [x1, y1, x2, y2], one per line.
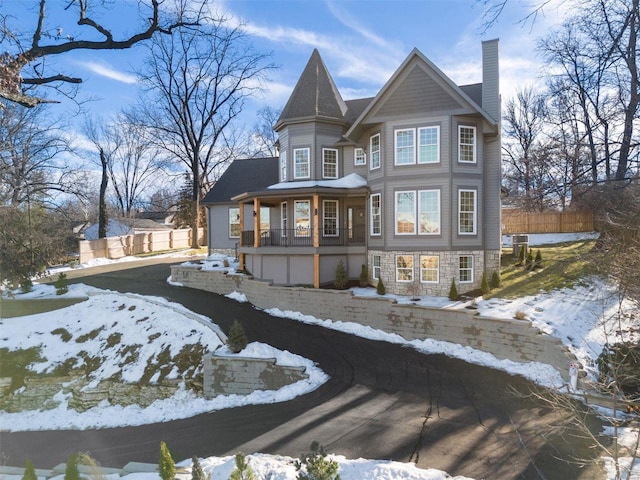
[241, 226, 366, 247]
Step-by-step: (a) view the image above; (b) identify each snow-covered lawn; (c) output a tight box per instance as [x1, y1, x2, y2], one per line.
[1, 233, 637, 480]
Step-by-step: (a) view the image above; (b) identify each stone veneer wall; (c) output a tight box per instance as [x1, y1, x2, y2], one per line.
[171, 265, 571, 380]
[367, 249, 501, 297]
[203, 355, 309, 398]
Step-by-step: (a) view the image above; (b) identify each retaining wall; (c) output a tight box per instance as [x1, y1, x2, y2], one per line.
[172, 265, 571, 380]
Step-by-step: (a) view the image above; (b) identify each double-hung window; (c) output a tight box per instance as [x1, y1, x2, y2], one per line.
[458, 189, 477, 235]
[280, 151, 287, 181]
[418, 190, 440, 234]
[294, 148, 310, 179]
[420, 255, 439, 283]
[418, 126, 439, 164]
[294, 200, 311, 237]
[395, 128, 415, 165]
[370, 193, 381, 236]
[459, 255, 474, 283]
[323, 200, 338, 236]
[396, 255, 414, 282]
[373, 255, 381, 280]
[354, 147, 366, 166]
[322, 148, 338, 179]
[229, 207, 240, 238]
[458, 126, 476, 163]
[280, 202, 287, 237]
[370, 134, 381, 170]
[395, 191, 416, 235]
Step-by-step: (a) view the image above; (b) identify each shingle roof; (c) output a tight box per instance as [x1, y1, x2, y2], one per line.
[276, 49, 348, 127]
[202, 157, 279, 205]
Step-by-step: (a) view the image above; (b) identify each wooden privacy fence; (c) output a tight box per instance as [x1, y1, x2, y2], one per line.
[502, 210, 594, 234]
[79, 228, 206, 264]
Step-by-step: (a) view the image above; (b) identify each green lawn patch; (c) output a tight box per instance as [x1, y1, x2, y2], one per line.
[0, 297, 87, 318]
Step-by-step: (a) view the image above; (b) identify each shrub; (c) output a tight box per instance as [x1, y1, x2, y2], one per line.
[514, 310, 527, 320]
[517, 245, 525, 265]
[480, 271, 490, 295]
[229, 453, 256, 480]
[359, 264, 368, 287]
[55, 272, 69, 295]
[159, 441, 176, 480]
[525, 250, 534, 270]
[490, 270, 501, 289]
[227, 320, 248, 354]
[597, 342, 640, 397]
[295, 442, 341, 480]
[534, 249, 543, 268]
[64, 453, 80, 480]
[19, 277, 33, 293]
[376, 277, 386, 295]
[448, 278, 459, 301]
[334, 260, 348, 289]
[22, 460, 37, 480]
[191, 456, 207, 480]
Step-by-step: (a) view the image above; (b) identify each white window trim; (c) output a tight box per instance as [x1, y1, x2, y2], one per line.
[370, 193, 381, 236]
[459, 255, 474, 283]
[323, 200, 339, 237]
[372, 255, 381, 280]
[458, 125, 477, 164]
[394, 128, 416, 165]
[458, 188, 477, 235]
[418, 126, 440, 164]
[418, 189, 441, 235]
[280, 151, 287, 181]
[354, 147, 366, 166]
[294, 200, 311, 237]
[420, 255, 440, 284]
[395, 190, 416, 235]
[395, 254, 414, 283]
[322, 148, 339, 179]
[294, 147, 310, 179]
[280, 202, 287, 237]
[229, 207, 240, 238]
[370, 133, 381, 170]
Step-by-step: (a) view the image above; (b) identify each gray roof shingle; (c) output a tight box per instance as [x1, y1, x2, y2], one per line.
[202, 157, 279, 205]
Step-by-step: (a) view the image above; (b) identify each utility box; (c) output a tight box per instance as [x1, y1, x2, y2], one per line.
[513, 234, 529, 259]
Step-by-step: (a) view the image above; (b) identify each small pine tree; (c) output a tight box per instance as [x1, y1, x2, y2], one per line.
[534, 249, 542, 268]
[55, 272, 69, 295]
[517, 245, 525, 265]
[227, 319, 248, 353]
[359, 264, 368, 287]
[295, 442, 341, 480]
[490, 270, 501, 289]
[20, 277, 33, 293]
[22, 460, 37, 480]
[334, 260, 348, 289]
[191, 456, 207, 480]
[229, 453, 256, 480]
[159, 441, 176, 480]
[525, 250, 534, 270]
[480, 271, 490, 295]
[376, 277, 386, 295]
[64, 453, 80, 480]
[449, 278, 459, 301]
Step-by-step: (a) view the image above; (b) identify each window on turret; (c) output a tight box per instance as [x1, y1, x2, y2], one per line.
[294, 148, 310, 179]
[322, 148, 338, 179]
[354, 148, 366, 166]
[280, 151, 287, 181]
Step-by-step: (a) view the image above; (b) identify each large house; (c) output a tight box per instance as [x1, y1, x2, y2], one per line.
[203, 40, 501, 296]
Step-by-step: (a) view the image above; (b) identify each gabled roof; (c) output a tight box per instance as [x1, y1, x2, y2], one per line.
[202, 157, 279, 205]
[345, 48, 497, 140]
[275, 49, 348, 130]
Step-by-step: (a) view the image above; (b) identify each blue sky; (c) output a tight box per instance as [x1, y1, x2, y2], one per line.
[3, 0, 569, 127]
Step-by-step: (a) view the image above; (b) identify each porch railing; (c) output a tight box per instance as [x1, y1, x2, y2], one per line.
[241, 226, 365, 247]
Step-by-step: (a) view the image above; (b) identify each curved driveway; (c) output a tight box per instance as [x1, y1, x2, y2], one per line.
[1, 258, 602, 479]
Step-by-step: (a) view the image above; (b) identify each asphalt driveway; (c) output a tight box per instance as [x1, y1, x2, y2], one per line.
[0, 257, 604, 479]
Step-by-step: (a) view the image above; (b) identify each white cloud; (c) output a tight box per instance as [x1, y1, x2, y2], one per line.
[81, 61, 137, 84]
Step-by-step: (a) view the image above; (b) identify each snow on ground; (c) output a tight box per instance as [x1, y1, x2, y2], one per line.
[2, 233, 638, 479]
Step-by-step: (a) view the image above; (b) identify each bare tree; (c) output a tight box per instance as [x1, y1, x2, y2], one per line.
[135, 15, 275, 247]
[250, 106, 281, 158]
[0, 0, 205, 107]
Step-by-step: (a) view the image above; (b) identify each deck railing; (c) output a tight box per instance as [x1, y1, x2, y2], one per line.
[241, 226, 365, 247]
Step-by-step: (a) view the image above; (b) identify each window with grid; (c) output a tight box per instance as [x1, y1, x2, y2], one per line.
[395, 191, 416, 234]
[294, 148, 310, 178]
[420, 255, 439, 283]
[459, 255, 474, 283]
[280, 151, 287, 181]
[294, 200, 310, 237]
[395, 129, 415, 165]
[396, 255, 414, 282]
[458, 126, 476, 163]
[418, 190, 440, 234]
[370, 134, 381, 170]
[373, 255, 381, 280]
[418, 126, 439, 163]
[322, 148, 338, 179]
[323, 200, 338, 236]
[458, 189, 477, 235]
[281, 202, 287, 237]
[229, 207, 240, 238]
[354, 148, 366, 165]
[370, 193, 381, 236]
